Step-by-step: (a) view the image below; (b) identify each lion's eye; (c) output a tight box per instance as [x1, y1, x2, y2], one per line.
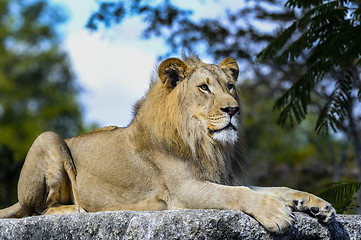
[199, 84, 210, 92]
[227, 83, 235, 91]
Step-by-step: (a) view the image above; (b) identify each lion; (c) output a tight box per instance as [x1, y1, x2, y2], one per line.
[0, 56, 335, 233]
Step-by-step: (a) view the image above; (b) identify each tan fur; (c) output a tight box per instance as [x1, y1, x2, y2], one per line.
[0, 56, 335, 233]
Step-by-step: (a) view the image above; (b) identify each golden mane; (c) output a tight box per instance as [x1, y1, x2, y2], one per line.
[132, 56, 247, 185]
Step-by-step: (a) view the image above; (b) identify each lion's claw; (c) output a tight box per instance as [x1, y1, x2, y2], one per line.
[252, 195, 295, 234]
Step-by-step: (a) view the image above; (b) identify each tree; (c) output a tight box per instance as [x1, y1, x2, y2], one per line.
[86, 1, 295, 64]
[240, 80, 351, 192]
[257, 0, 361, 133]
[256, 0, 361, 212]
[0, 0, 85, 208]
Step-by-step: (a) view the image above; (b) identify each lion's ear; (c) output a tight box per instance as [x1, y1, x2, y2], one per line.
[220, 57, 239, 81]
[158, 58, 188, 89]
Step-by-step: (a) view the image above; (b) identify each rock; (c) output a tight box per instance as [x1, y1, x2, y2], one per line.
[0, 210, 360, 239]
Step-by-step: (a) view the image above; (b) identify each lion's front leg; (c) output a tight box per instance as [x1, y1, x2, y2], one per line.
[251, 186, 336, 223]
[170, 181, 294, 233]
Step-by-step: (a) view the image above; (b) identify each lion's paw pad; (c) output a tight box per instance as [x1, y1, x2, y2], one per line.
[308, 204, 335, 223]
[293, 198, 335, 223]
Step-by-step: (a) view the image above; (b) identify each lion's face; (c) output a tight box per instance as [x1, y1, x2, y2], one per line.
[158, 57, 240, 144]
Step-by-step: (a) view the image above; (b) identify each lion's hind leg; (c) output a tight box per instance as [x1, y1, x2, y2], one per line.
[18, 131, 84, 216]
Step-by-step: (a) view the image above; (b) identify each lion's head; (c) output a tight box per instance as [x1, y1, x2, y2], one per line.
[133, 55, 245, 184]
[149, 55, 241, 144]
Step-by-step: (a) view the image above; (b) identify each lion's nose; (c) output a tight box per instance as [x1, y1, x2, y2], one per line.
[220, 107, 239, 117]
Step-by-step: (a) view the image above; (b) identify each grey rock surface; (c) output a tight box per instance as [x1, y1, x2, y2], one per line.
[0, 209, 360, 239]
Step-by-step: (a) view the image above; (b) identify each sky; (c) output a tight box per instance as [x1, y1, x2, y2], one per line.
[48, 0, 243, 127]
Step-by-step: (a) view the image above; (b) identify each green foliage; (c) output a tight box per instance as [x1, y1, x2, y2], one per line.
[318, 181, 361, 213]
[315, 71, 353, 133]
[241, 80, 347, 193]
[0, 0, 85, 207]
[257, 0, 361, 133]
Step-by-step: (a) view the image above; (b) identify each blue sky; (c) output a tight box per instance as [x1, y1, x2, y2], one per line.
[48, 0, 244, 127]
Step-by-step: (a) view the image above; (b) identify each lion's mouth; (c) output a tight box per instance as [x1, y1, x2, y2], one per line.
[208, 123, 237, 134]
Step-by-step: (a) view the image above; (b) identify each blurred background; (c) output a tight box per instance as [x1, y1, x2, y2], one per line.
[0, 0, 360, 213]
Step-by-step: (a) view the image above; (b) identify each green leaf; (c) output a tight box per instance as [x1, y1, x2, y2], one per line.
[256, 20, 298, 63]
[315, 71, 353, 133]
[273, 58, 332, 127]
[318, 181, 361, 214]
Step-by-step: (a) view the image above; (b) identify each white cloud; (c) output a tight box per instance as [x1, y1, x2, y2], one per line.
[64, 30, 158, 127]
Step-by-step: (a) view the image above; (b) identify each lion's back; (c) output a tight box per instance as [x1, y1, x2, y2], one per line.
[65, 126, 129, 166]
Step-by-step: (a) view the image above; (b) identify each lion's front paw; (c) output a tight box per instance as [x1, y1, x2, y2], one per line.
[292, 194, 335, 223]
[253, 195, 294, 234]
